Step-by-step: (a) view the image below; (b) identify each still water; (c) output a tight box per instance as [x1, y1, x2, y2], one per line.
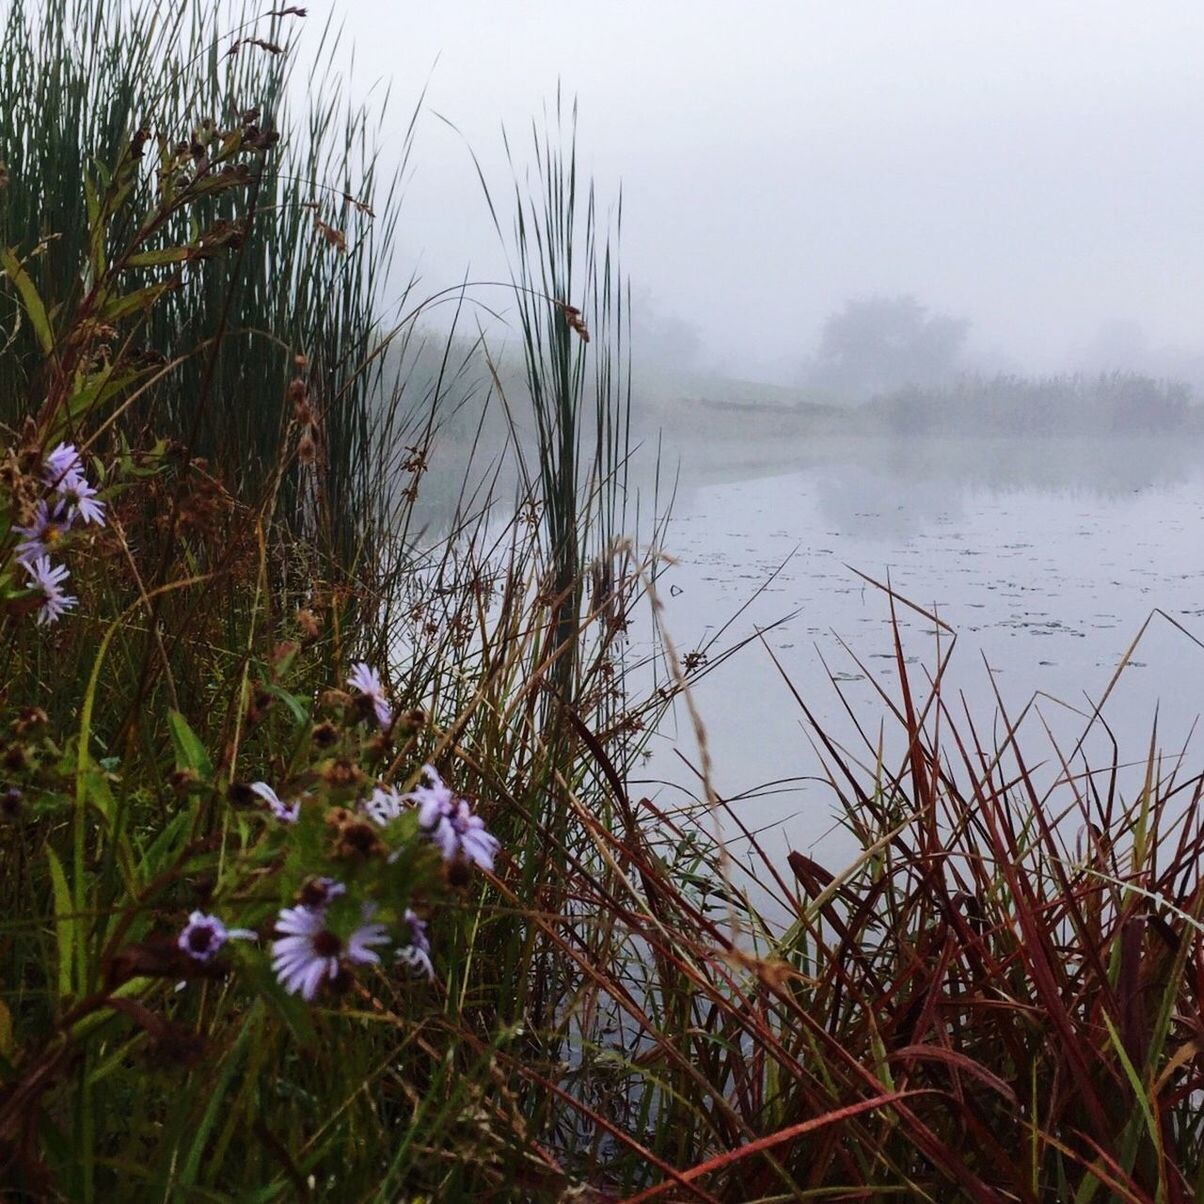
[634, 435, 1204, 873]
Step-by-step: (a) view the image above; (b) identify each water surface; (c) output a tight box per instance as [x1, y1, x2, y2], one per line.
[634, 434, 1204, 872]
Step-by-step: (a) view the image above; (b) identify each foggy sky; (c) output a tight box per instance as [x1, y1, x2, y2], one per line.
[313, 1, 1204, 384]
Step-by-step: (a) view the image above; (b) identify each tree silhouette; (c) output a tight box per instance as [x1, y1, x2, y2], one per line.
[809, 295, 969, 400]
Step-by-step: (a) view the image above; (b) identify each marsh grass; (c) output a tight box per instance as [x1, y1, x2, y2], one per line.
[513, 592, 1204, 1201]
[0, 0, 411, 567]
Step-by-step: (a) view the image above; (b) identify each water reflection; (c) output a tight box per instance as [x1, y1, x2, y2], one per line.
[634, 433, 1204, 865]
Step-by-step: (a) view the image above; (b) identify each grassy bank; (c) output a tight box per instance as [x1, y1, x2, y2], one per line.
[3, 4, 1204, 1201]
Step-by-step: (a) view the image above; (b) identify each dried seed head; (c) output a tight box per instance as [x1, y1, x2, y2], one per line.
[12, 707, 48, 736]
[364, 733, 392, 760]
[297, 429, 317, 465]
[312, 210, 348, 254]
[170, 768, 200, 794]
[296, 608, 321, 640]
[335, 819, 384, 860]
[323, 759, 364, 789]
[311, 720, 339, 749]
[396, 707, 426, 735]
[2, 745, 29, 773]
[557, 301, 590, 342]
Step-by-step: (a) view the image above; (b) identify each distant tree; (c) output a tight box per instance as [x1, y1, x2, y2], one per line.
[808, 295, 969, 400]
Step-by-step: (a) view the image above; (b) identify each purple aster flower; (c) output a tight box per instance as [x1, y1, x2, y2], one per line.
[42, 442, 82, 487]
[271, 902, 390, 1001]
[346, 905, 391, 963]
[395, 909, 434, 980]
[405, 764, 500, 872]
[14, 499, 71, 562]
[23, 555, 77, 625]
[362, 783, 407, 827]
[56, 469, 106, 526]
[177, 910, 256, 962]
[431, 799, 501, 871]
[405, 763, 454, 819]
[346, 661, 393, 729]
[250, 781, 301, 823]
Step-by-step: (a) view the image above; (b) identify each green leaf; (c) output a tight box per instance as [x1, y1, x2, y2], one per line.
[0, 246, 54, 353]
[46, 846, 74, 1002]
[262, 682, 309, 725]
[97, 281, 176, 323]
[124, 246, 194, 269]
[84, 175, 105, 280]
[1101, 1011, 1159, 1158]
[67, 363, 152, 421]
[167, 710, 214, 779]
[77, 761, 114, 824]
[135, 810, 192, 882]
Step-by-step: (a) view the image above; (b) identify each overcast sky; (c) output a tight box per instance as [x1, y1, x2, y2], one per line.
[312, 2, 1204, 383]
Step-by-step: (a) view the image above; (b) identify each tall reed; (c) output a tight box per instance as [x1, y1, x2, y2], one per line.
[474, 95, 632, 711]
[0, 0, 407, 568]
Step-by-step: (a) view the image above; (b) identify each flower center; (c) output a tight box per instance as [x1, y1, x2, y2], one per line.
[312, 930, 342, 958]
[188, 925, 216, 953]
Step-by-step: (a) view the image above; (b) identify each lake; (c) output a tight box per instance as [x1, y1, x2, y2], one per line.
[632, 434, 1204, 881]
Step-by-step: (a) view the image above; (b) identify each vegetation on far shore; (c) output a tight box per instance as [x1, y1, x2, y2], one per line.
[3, 4, 1204, 1200]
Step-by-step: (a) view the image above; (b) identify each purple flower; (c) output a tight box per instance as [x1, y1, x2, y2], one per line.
[23, 555, 77, 625]
[177, 910, 255, 962]
[406, 764, 500, 872]
[250, 781, 300, 823]
[405, 763, 454, 818]
[346, 661, 392, 729]
[362, 783, 407, 827]
[14, 500, 71, 562]
[396, 909, 433, 979]
[56, 469, 105, 526]
[271, 902, 389, 1000]
[42, 442, 82, 487]
[431, 800, 501, 871]
[346, 906, 391, 963]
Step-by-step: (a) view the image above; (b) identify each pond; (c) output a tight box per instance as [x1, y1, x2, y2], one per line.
[633, 433, 1204, 877]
